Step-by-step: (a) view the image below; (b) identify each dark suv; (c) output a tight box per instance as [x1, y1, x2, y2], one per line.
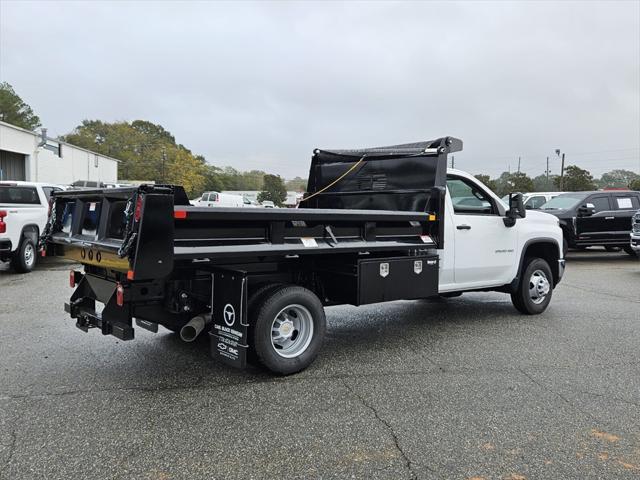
[540, 191, 640, 256]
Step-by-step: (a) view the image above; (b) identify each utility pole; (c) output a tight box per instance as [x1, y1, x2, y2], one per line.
[555, 149, 565, 191]
[451, 156, 455, 169]
[161, 148, 167, 183]
[546, 156, 550, 189]
[517, 157, 521, 173]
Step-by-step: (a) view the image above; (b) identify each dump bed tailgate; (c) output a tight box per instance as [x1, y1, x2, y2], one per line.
[42, 185, 182, 279]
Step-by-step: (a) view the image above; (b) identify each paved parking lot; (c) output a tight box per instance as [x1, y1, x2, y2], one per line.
[1, 250, 639, 479]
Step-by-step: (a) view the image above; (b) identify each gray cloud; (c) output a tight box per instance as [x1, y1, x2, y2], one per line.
[1, 0, 638, 179]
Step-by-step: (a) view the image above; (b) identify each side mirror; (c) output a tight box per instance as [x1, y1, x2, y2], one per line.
[503, 192, 526, 227]
[578, 203, 595, 216]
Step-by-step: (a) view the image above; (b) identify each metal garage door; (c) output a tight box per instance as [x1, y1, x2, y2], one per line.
[0, 150, 26, 181]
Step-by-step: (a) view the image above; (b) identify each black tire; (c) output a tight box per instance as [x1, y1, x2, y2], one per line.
[623, 246, 638, 257]
[246, 283, 284, 365]
[11, 238, 37, 273]
[510, 257, 553, 315]
[249, 285, 326, 375]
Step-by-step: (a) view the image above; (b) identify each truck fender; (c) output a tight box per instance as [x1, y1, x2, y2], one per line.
[509, 238, 562, 292]
[20, 224, 40, 246]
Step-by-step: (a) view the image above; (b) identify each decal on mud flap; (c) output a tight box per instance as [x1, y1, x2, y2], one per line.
[380, 262, 389, 278]
[210, 271, 248, 368]
[414, 260, 423, 274]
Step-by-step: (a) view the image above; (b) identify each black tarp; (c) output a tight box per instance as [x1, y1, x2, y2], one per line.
[303, 137, 462, 211]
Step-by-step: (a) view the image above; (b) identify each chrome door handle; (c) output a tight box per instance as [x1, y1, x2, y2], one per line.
[456, 225, 471, 230]
[605, 216, 614, 220]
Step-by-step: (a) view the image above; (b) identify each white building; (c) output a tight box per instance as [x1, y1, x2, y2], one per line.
[0, 121, 118, 184]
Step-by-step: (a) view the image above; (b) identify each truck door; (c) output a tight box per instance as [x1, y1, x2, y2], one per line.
[611, 193, 640, 241]
[575, 194, 612, 244]
[446, 176, 517, 287]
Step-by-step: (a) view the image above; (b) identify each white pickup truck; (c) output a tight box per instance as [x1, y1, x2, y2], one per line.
[0, 181, 64, 272]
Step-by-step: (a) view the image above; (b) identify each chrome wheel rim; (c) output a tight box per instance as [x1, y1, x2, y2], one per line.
[529, 269, 550, 305]
[270, 304, 314, 358]
[24, 243, 35, 268]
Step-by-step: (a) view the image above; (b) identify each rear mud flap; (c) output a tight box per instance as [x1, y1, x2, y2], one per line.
[208, 270, 248, 369]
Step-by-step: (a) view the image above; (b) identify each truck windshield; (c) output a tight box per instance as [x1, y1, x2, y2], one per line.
[0, 186, 41, 205]
[541, 194, 587, 210]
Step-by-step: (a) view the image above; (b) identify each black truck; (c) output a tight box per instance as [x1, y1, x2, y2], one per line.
[540, 190, 640, 256]
[41, 137, 562, 374]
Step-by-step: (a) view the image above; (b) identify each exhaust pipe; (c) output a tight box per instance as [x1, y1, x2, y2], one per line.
[180, 314, 212, 342]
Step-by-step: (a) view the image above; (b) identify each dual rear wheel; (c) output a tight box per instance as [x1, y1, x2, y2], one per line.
[248, 284, 326, 375]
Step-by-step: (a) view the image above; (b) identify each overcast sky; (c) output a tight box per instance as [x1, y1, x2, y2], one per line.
[1, 0, 639, 179]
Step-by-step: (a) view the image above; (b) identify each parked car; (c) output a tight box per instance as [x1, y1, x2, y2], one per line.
[195, 191, 247, 208]
[501, 192, 563, 210]
[70, 180, 106, 189]
[260, 200, 276, 208]
[0, 181, 64, 272]
[540, 191, 640, 256]
[630, 209, 640, 254]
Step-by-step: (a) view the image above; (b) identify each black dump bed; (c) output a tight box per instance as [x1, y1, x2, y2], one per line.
[41, 137, 461, 280]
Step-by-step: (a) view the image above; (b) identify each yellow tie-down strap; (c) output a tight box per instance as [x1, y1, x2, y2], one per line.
[62, 245, 130, 272]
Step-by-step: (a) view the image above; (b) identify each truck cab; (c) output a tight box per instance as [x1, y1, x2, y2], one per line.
[441, 170, 564, 295]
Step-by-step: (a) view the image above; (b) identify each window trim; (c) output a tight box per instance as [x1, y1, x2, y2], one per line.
[585, 194, 612, 214]
[611, 194, 640, 211]
[446, 175, 500, 216]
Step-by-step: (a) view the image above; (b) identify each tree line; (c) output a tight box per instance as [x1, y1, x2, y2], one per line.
[0, 82, 301, 204]
[475, 167, 640, 197]
[2, 82, 639, 201]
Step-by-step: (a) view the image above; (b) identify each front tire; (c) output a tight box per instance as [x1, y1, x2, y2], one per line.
[623, 246, 638, 257]
[511, 257, 553, 315]
[249, 285, 326, 375]
[11, 238, 36, 273]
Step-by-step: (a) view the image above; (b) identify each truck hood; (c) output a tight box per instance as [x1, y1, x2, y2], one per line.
[536, 208, 572, 219]
[525, 209, 562, 224]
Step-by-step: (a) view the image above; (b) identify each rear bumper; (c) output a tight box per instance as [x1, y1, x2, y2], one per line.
[65, 300, 134, 340]
[0, 239, 12, 252]
[0, 239, 13, 260]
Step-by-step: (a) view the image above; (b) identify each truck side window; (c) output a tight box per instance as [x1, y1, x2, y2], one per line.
[588, 196, 611, 213]
[446, 177, 495, 215]
[613, 195, 639, 210]
[525, 196, 546, 209]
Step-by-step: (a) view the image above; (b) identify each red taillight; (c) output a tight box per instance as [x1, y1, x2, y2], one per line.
[174, 210, 187, 219]
[116, 283, 124, 307]
[69, 270, 80, 287]
[127, 270, 135, 280]
[0, 210, 6, 234]
[134, 195, 143, 222]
